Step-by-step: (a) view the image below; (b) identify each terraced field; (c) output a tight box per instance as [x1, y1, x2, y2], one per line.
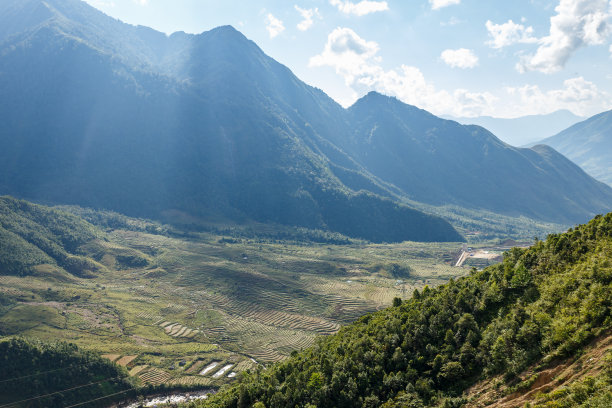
[0, 211, 469, 388]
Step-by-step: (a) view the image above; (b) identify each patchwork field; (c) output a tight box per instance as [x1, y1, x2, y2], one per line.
[0, 211, 481, 388]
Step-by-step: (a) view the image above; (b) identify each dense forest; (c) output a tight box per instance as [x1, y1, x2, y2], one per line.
[0, 338, 136, 407]
[190, 213, 612, 407]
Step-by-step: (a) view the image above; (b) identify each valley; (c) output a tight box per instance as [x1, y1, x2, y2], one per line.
[0, 1, 610, 406]
[0, 201, 473, 391]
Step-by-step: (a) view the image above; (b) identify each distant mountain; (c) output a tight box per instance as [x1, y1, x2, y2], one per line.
[535, 110, 612, 186]
[0, 0, 610, 239]
[340, 93, 612, 224]
[449, 110, 583, 146]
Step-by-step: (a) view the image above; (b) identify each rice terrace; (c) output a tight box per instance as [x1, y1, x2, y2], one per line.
[0, 205, 477, 389]
[2, 0, 611, 406]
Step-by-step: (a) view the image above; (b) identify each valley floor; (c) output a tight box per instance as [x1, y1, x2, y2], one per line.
[0, 223, 470, 389]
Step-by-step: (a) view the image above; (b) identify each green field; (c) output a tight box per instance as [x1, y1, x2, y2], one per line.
[0, 205, 476, 389]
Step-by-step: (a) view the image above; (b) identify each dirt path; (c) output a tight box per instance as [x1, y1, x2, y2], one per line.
[455, 251, 470, 267]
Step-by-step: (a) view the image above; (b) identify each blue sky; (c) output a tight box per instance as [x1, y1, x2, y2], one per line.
[84, 0, 612, 118]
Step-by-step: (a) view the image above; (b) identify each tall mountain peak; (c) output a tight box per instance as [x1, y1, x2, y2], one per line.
[353, 91, 399, 106]
[208, 24, 242, 36]
[350, 91, 433, 118]
[0, 0, 610, 239]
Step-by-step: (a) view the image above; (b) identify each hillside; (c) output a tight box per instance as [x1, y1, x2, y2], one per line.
[0, 196, 104, 277]
[0, 337, 136, 407]
[0, 0, 609, 239]
[0, 196, 470, 392]
[343, 93, 612, 224]
[536, 110, 612, 186]
[194, 212, 612, 408]
[450, 110, 582, 147]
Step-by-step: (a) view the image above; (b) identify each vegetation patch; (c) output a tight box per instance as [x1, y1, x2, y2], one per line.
[192, 213, 612, 408]
[0, 337, 136, 407]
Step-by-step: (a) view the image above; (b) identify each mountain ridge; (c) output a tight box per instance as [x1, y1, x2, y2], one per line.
[448, 110, 583, 147]
[342, 92, 612, 224]
[0, 0, 462, 243]
[0, 0, 610, 241]
[534, 109, 612, 187]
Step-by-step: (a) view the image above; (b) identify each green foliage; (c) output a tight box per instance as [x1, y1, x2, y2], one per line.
[0, 227, 53, 276]
[193, 213, 612, 408]
[0, 337, 136, 407]
[0, 196, 100, 276]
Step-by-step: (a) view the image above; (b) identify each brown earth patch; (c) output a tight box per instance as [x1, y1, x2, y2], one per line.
[464, 332, 611, 408]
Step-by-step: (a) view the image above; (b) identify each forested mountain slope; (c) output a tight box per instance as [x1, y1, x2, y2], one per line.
[536, 109, 612, 186]
[193, 213, 612, 408]
[1, 0, 611, 240]
[344, 93, 612, 224]
[0, 338, 136, 408]
[0, 0, 460, 243]
[0, 196, 100, 277]
[0, 196, 152, 278]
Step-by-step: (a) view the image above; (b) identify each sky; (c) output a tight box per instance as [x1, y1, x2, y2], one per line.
[83, 0, 612, 119]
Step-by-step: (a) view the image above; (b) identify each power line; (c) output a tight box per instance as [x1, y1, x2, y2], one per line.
[64, 388, 135, 408]
[0, 352, 134, 384]
[0, 376, 122, 408]
[0, 366, 79, 383]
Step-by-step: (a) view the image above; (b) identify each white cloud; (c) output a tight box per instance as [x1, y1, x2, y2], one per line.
[310, 28, 612, 117]
[486, 19, 538, 48]
[504, 77, 611, 116]
[440, 48, 479, 68]
[295, 5, 320, 31]
[519, 0, 612, 73]
[609, 43, 612, 55]
[309, 27, 381, 85]
[329, 0, 389, 16]
[429, 0, 461, 10]
[133, 0, 147, 4]
[265, 13, 285, 38]
[309, 28, 493, 116]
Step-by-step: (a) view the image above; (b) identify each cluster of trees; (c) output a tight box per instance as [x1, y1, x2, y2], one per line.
[190, 213, 612, 407]
[0, 338, 136, 407]
[212, 225, 354, 245]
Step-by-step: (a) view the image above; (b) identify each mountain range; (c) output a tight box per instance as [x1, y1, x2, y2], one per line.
[534, 110, 612, 187]
[0, 0, 611, 242]
[450, 110, 583, 147]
